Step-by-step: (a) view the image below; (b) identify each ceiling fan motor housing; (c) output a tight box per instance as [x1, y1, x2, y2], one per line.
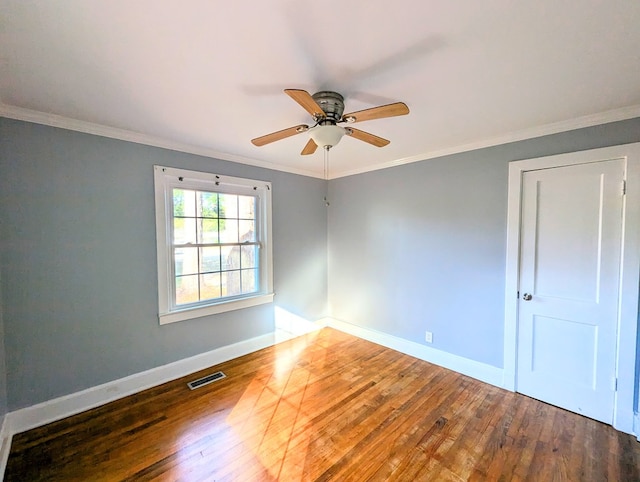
[312, 91, 345, 124]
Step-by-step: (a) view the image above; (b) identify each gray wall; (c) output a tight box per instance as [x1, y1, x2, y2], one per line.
[328, 118, 640, 368]
[0, 118, 328, 410]
[0, 269, 7, 421]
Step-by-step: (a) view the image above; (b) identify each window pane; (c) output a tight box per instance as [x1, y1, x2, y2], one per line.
[220, 193, 238, 219]
[241, 245, 257, 269]
[175, 247, 198, 276]
[224, 270, 241, 297]
[238, 196, 255, 220]
[174, 217, 196, 245]
[225, 246, 240, 270]
[173, 189, 187, 217]
[241, 269, 257, 294]
[174, 189, 196, 217]
[173, 189, 184, 216]
[174, 249, 185, 276]
[220, 246, 232, 271]
[200, 273, 221, 300]
[198, 218, 219, 244]
[220, 219, 239, 243]
[200, 247, 221, 273]
[198, 191, 219, 218]
[239, 220, 255, 242]
[176, 274, 199, 305]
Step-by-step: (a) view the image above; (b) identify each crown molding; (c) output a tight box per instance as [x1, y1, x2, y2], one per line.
[2, 102, 639, 181]
[0, 103, 324, 179]
[331, 104, 640, 179]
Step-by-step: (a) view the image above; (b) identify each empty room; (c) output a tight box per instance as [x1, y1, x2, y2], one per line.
[1, 1, 640, 480]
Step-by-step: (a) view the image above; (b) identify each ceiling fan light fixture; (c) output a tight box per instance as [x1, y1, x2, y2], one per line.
[309, 125, 345, 149]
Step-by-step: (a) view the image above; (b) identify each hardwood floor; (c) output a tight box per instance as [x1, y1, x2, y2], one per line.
[5, 328, 640, 481]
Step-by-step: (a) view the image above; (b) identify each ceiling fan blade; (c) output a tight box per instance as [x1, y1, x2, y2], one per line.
[345, 127, 390, 147]
[342, 102, 409, 123]
[251, 124, 309, 146]
[284, 89, 326, 119]
[301, 138, 318, 155]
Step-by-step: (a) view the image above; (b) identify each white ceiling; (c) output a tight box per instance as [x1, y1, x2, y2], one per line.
[1, 1, 639, 179]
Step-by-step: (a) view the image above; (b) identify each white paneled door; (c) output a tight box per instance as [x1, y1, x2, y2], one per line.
[517, 158, 625, 424]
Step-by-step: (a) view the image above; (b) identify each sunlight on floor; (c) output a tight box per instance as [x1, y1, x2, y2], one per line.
[226, 309, 327, 479]
[169, 308, 325, 479]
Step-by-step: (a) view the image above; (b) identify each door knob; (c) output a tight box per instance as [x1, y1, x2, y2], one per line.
[522, 293, 533, 301]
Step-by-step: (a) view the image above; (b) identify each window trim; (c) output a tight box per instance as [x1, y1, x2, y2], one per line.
[154, 165, 274, 325]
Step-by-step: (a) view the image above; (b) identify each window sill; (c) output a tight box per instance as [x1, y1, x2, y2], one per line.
[159, 293, 274, 325]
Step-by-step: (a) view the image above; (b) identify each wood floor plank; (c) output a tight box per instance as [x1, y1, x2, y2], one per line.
[5, 328, 640, 481]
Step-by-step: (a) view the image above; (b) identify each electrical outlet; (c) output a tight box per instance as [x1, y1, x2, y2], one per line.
[425, 331, 433, 343]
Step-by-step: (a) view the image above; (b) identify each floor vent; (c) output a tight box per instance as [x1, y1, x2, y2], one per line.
[187, 371, 226, 390]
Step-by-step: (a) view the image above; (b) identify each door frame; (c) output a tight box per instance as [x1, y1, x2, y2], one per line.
[503, 142, 640, 434]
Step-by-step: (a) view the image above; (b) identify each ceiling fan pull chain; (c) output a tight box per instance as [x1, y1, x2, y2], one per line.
[324, 146, 330, 206]
[324, 145, 329, 180]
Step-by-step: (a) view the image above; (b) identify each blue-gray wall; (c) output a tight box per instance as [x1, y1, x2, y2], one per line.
[328, 118, 640, 368]
[0, 269, 7, 421]
[0, 118, 328, 410]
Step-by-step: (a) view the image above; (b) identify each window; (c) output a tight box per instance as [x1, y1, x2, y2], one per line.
[154, 166, 273, 324]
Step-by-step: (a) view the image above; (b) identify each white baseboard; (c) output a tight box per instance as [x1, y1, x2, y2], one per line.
[634, 412, 640, 442]
[326, 317, 505, 388]
[6, 330, 297, 436]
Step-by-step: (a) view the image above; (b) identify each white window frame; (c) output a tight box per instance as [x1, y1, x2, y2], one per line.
[154, 165, 274, 325]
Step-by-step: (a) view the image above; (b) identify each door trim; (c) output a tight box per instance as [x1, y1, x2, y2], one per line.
[503, 142, 640, 434]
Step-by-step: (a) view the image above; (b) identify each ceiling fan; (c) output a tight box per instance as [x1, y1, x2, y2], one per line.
[251, 89, 409, 155]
